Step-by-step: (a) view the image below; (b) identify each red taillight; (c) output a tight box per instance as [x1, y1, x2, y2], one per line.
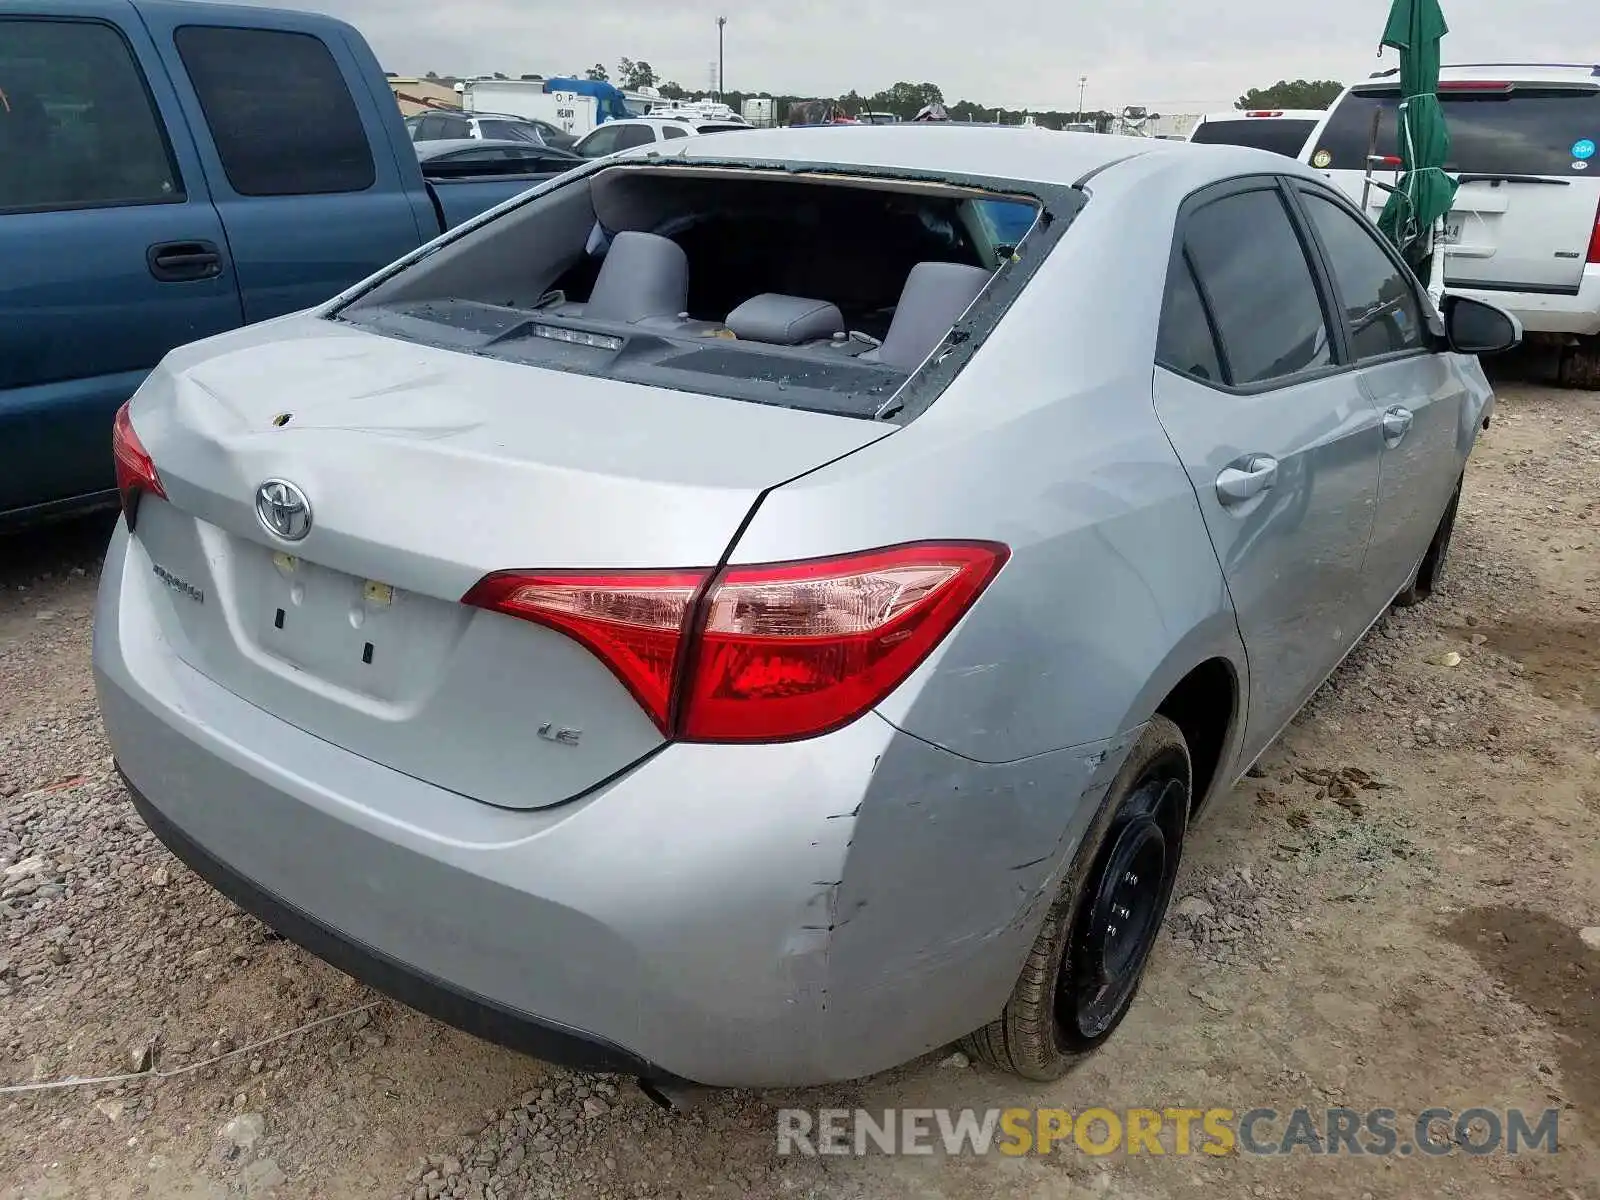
[1587, 198, 1600, 264]
[682, 542, 1009, 742]
[1244, 110, 1283, 117]
[112, 401, 166, 518]
[461, 569, 705, 731]
[462, 541, 1010, 743]
[1438, 80, 1511, 91]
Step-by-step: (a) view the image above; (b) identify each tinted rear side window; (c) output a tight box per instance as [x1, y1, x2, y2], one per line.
[1191, 118, 1318, 157]
[1156, 256, 1224, 383]
[1314, 87, 1600, 175]
[175, 26, 375, 195]
[1299, 192, 1425, 360]
[1184, 188, 1333, 386]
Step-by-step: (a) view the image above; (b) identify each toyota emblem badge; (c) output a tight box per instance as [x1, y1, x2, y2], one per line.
[255, 479, 313, 542]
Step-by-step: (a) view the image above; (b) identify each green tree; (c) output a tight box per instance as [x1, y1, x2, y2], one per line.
[1235, 79, 1343, 110]
[617, 58, 658, 90]
[584, 62, 609, 82]
[658, 80, 686, 100]
[865, 81, 946, 120]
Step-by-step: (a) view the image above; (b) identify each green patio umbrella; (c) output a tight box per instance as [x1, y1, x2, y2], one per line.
[1375, 0, 1458, 278]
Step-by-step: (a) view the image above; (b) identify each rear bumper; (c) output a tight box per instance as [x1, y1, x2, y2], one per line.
[121, 769, 666, 1080]
[94, 520, 1121, 1087]
[1450, 266, 1600, 337]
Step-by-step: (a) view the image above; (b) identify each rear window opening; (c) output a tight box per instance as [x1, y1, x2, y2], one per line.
[334, 164, 1056, 420]
[1312, 85, 1600, 175]
[1189, 117, 1319, 157]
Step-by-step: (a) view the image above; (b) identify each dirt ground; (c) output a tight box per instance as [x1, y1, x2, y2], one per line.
[1, 373, 1596, 1200]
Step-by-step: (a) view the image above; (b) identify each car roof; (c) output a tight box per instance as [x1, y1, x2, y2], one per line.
[415, 138, 543, 157]
[595, 118, 694, 130]
[1358, 62, 1600, 87]
[1196, 110, 1325, 122]
[409, 111, 529, 122]
[638, 123, 1308, 187]
[465, 112, 545, 123]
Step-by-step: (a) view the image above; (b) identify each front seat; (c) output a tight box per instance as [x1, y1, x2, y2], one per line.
[581, 231, 690, 324]
[861, 261, 994, 371]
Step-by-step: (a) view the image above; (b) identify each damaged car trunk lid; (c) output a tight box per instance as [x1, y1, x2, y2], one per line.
[123, 315, 893, 810]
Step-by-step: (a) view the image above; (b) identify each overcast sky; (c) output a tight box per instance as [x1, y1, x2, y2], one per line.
[237, 0, 1588, 113]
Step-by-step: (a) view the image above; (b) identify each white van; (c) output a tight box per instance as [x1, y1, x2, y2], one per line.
[1301, 63, 1600, 380]
[1186, 109, 1324, 157]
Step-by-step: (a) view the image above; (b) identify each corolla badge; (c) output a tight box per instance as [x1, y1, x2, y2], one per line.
[255, 479, 313, 542]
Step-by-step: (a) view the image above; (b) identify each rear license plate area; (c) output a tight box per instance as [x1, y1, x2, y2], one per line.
[252, 550, 410, 698]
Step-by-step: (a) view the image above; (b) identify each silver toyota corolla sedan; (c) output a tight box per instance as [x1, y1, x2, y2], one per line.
[94, 125, 1519, 1090]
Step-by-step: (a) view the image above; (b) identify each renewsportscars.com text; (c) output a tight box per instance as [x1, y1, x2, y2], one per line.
[776, 1106, 1561, 1158]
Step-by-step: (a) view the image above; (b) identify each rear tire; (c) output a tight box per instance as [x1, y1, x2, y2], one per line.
[960, 715, 1190, 1080]
[1556, 335, 1600, 391]
[1393, 475, 1461, 608]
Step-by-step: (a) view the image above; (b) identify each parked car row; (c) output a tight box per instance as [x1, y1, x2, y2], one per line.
[405, 108, 578, 149]
[1180, 66, 1600, 381]
[404, 109, 747, 163]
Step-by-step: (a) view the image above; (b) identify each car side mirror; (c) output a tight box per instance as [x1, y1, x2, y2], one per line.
[1441, 294, 1522, 356]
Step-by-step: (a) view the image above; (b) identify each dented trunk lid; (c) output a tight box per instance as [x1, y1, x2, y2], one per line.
[125, 315, 892, 809]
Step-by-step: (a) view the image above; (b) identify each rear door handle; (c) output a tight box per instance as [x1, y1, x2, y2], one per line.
[148, 240, 223, 283]
[1382, 406, 1415, 446]
[1216, 454, 1279, 505]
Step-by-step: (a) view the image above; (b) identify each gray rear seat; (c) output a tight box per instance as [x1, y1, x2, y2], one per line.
[724, 294, 845, 345]
[561, 231, 689, 325]
[861, 262, 994, 371]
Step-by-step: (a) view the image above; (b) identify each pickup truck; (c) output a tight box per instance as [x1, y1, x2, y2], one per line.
[0, 0, 568, 526]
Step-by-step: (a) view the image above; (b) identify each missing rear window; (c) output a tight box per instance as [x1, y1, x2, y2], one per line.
[336, 164, 1074, 420]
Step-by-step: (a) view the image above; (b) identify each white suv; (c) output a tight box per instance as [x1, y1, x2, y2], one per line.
[1301, 63, 1600, 385]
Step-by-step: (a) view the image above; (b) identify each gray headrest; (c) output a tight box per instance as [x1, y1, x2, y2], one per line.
[864, 262, 994, 371]
[585, 231, 689, 324]
[725, 294, 845, 345]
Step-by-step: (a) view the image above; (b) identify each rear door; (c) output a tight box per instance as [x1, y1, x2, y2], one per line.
[0, 6, 241, 517]
[1307, 82, 1600, 293]
[136, 8, 432, 323]
[1290, 182, 1470, 606]
[1151, 178, 1385, 763]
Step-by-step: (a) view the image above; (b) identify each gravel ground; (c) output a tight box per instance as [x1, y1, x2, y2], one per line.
[1, 373, 1596, 1200]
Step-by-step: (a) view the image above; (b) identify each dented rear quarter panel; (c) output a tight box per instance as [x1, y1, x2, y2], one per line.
[724, 159, 1259, 1074]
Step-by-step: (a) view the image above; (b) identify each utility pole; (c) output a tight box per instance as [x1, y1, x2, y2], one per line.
[1077, 75, 1088, 121]
[716, 16, 727, 101]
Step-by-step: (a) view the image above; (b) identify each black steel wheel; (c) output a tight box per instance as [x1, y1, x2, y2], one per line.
[961, 715, 1191, 1079]
[1059, 768, 1187, 1044]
